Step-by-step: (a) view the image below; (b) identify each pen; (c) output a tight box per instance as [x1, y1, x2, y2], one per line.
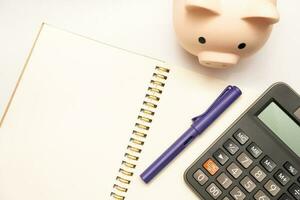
[140, 85, 242, 183]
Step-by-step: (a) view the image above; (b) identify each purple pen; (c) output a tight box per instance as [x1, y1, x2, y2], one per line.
[140, 85, 242, 183]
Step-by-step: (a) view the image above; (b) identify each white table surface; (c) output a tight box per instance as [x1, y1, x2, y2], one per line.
[0, 0, 300, 115]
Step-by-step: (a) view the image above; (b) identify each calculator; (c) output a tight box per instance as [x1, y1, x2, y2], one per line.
[185, 83, 300, 200]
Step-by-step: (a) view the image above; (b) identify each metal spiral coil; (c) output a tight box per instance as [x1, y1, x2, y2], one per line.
[110, 66, 170, 200]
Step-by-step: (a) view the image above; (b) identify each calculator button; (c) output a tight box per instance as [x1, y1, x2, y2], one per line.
[214, 149, 229, 166]
[233, 130, 249, 145]
[254, 190, 270, 200]
[247, 143, 263, 158]
[288, 183, 300, 200]
[206, 183, 222, 199]
[274, 169, 291, 186]
[193, 169, 209, 185]
[222, 197, 230, 200]
[217, 173, 233, 189]
[240, 176, 256, 193]
[261, 156, 277, 172]
[279, 193, 293, 200]
[203, 159, 219, 176]
[237, 153, 253, 169]
[230, 186, 246, 200]
[227, 163, 243, 179]
[224, 139, 240, 155]
[251, 166, 267, 182]
[264, 179, 281, 197]
[284, 162, 298, 176]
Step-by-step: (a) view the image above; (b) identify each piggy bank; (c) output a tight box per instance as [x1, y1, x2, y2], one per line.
[173, 0, 280, 68]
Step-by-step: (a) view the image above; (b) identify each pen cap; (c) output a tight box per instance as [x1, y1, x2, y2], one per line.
[192, 86, 241, 132]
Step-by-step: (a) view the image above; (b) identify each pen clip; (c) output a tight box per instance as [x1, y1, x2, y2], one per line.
[192, 86, 234, 122]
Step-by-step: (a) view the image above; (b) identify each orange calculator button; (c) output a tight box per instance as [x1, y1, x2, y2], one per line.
[203, 159, 219, 175]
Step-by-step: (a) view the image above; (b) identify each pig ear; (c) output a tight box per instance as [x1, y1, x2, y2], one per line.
[185, 0, 221, 15]
[242, 3, 280, 25]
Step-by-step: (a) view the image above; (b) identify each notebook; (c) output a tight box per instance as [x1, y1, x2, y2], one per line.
[0, 24, 258, 200]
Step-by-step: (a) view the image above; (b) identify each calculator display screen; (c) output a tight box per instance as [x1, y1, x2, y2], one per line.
[258, 102, 300, 156]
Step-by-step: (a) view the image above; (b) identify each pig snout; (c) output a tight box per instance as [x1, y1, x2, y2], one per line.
[197, 51, 240, 68]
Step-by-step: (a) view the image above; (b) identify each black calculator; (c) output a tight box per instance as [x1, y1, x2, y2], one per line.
[185, 83, 300, 200]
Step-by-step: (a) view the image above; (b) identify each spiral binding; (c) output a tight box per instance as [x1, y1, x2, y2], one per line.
[110, 66, 170, 200]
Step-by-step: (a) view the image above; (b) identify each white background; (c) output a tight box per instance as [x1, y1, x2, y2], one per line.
[0, 0, 299, 115]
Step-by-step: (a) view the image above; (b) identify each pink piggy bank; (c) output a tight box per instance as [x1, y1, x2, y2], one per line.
[173, 0, 280, 68]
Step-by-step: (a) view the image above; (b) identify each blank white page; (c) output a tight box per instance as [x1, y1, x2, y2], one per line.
[0, 24, 165, 200]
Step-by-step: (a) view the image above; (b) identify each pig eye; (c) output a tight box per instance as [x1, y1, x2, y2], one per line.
[238, 43, 246, 49]
[198, 37, 206, 44]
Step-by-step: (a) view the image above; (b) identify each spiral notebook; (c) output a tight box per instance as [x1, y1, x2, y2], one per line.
[0, 24, 257, 200]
